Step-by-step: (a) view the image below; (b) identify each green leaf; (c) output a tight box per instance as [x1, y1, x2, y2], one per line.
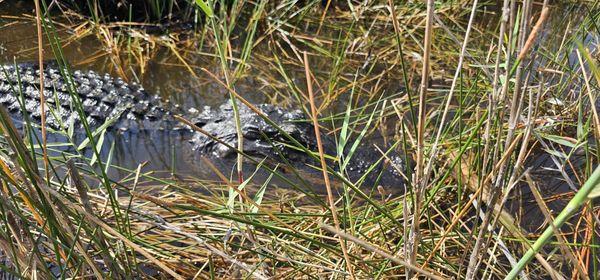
[507, 166, 600, 279]
[90, 129, 106, 166]
[227, 160, 263, 212]
[251, 168, 273, 214]
[337, 88, 354, 159]
[543, 148, 567, 159]
[342, 99, 381, 171]
[588, 183, 600, 199]
[194, 0, 214, 17]
[76, 117, 117, 151]
[540, 133, 578, 148]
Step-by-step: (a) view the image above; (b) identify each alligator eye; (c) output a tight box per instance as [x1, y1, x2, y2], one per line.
[190, 121, 204, 128]
[243, 129, 261, 140]
[244, 123, 264, 135]
[190, 116, 210, 127]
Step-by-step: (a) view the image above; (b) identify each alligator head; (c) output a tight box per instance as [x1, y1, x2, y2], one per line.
[186, 100, 406, 188]
[188, 100, 318, 159]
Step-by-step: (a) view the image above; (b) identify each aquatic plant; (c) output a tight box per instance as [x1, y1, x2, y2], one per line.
[0, 0, 597, 278]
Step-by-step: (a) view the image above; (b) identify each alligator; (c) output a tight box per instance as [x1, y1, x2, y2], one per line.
[0, 62, 404, 187]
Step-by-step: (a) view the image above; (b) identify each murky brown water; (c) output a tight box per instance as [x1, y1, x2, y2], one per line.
[0, 17, 265, 108]
[0, 2, 287, 183]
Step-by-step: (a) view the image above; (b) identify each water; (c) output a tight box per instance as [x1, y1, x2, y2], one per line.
[0, 2, 598, 195]
[0, 9, 267, 108]
[0, 2, 598, 277]
[0, 2, 287, 186]
[0, 2, 408, 192]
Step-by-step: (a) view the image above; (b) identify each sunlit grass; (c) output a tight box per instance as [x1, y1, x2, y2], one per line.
[0, 0, 598, 279]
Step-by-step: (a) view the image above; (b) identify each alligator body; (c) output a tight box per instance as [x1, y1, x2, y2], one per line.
[0, 62, 404, 187]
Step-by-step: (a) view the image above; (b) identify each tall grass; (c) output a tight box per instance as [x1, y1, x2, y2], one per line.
[0, 0, 598, 278]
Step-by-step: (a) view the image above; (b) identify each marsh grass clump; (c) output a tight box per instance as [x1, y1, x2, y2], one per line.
[54, 0, 199, 23]
[0, 0, 598, 278]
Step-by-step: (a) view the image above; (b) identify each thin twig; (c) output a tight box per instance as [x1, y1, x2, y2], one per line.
[524, 173, 588, 280]
[409, 0, 435, 274]
[33, 0, 50, 187]
[304, 51, 355, 279]
[319, 223, 446, 280]
[516, 7, 550, 61]
[422, 0, 479, 201]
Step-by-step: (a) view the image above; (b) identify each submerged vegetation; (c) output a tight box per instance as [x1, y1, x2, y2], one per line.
[0, 0, 598, 279]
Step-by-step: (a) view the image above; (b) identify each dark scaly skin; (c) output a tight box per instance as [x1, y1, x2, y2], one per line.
[0, 62, 405, 186]
[0, 62, 184, 131]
